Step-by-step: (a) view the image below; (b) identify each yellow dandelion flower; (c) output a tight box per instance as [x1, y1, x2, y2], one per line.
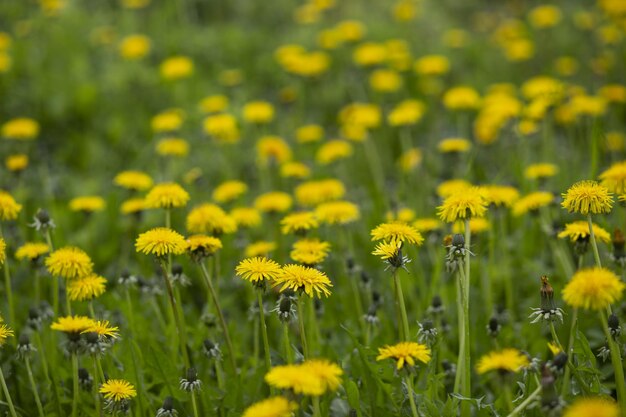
[301, 359, 343, 392]
[558, 221, 611, 244]
[145, 183, 190, 209]
[135, 228, 188, 257]
[388, 100, 425, 127]
[2, 118, 39, 140]
[315, 201, 360, 225]
[236, 257, 282, 284]
[186, 203, 237, 236]
[562, 397, 620, 417]
[599, 161, 626, 194]
[524, 163, 558, 180]
[67, 274, 107, 301]
[245, 241, 277, 258]
[83, 320, 119, 339]
[0, 324, 13, 346]
[156, 138, 189, 157]
[295, 179, 345, 207]
[242, 396, 298, 417]
[265, 364, 325, 396]
[160, 56, 194, 80]
[296, 124, 324, 143]
[452, 217, 491, 234]
[212, 180, 248, 203]
[120, 198, 147, 215]
[512, 191, 554, 216]
[273, 264, 332, 298]
[113, 170, 153, 191]
[414, 55, 449, 76]
[385, 208, 416, 224]
[438, 187, 488, 223]
[316, 140, 353, 165]
[562, 267, 625, 310]
[281, 212, 319, 235]
[562, 180, 613, 215]
[257, 136, 292, 165]
[151, 109, 184, 133]
[45, 247, 93, 280]
[398, 148, 423, 172]
[254, 192, 293, 214]
[99, 379, 137, 402]
[0, 191, 22, 221]
[371, 222, 424, 245]
[443, 86, 481, 110]
[476, 348, 529, 374]
[69, 196, 106, 213]
[119, 34, 150, 60]
[412, 218, 442, 233]
[0, 238, 5, 265]
[376, 341, 431, 370]
[203, 113, 240, 143]
[436, 179, 471, 198]
[547, 342, 561, 356]
[280, 161, 311, 179]
[481, 185, 520, 207]
[186, 234, 222, 258]
[199, 94, 229, 113]
[5, 154, 28, 172]
[51, 315, 97, 334]
[243, 101, 275, 124]
[372, 240, 401, 261]
[231, 207, 262, 228]
[290, 238, 331, 266]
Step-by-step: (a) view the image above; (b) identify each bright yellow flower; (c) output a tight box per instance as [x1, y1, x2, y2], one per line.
[414, 55, 449, 76]
[242, 396, 298, 417]
[371, 222, 424, 245]
[599, 161, 626, 194]
[199, 95, 229, 113]
[0, 324, 13, 347]
[562, 397, 620, 417]
[187, 203, 237, 235]
[295, 179, 345, 207]
[231, 207, 262, 228]
[0, 191, 22, 221]
[480, 185, 520, 208]
[265, 359, 342, 396]
[186, 234, 222, 258]
[243, 101, 274, 124]
[69, 196, 106, 213]
[512, 192, 554, 216]
[385, 208, 416, 223]
[245, 241, 277, 258]
[443, 86, 481, 110]
[83, 320, 119, 339]
[338, 103, 381, 129]
[372, 240, 401, 261]
[301, 359, 343, 392]
[51, 315, 97, 334]
[290, 238, 331, 266]
[452, 217, 491, 234]
[235, 257, 282, 284]
[558, 221, 611, 244]
[436, 179, 471, 198]
[212, 180, 247, 203]
[160, 56, 194, 80]
[257, 136, 292, 165]
[352, 42, 387, 67]
[476, 348, 529, 374]
[438, 187, 488, 223]
[281, 212, 318, 235]
[369, 69, 402, 93]
[135, 228, 188, 257]
[118, 34, 150, 60]
[203, 113, 240, 143]
[113, 171, 153, 191]
[563, 267, 625, 310]
[2, 118, 39, 140]
[0, 238, 5, 265]
[254, 192, 293, 213]
[388, 100, 425, 127]
[561, 180, 613, 215]
[5, 154, 28, 172]
[524, 162, 558, 180]
[399, 148, 422, 172]
[99, 379, 137, 402]
[151, 109, 184, 133]
[528, 5, 562, 28]
[46, 247, 93, 279]
[145, 183, 190, 209]
[315, 201, 360, 225]
[273, 264, 332, 298]
[120, 198, 147, 214]
[67, 274, 107, 301]
[296, 124, 324, 143]
[438, 138, 471, 153]
[316, 140, 353, 165]
[280, 161, 311, 179]
[376, 341, 431, 370]
[412, 218, 442, 233]
[156, 138, 189, 157]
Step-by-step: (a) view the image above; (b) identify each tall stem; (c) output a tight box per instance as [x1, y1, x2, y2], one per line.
[25, 357, 46, 417]
[506, 385, 541, 417]
[560, 308, 578, 396]
[257, 290, 272, 372]
[159, 260, 190, 368]
[296, 296, 309, 358]
[405, 374, 419, 417]
[599, 309, 626, 409]
[191, 391, 200, 417]
[312, 396, 322, 417]
[587, 214, 602, 268]
[199, 262, 236, 372]
[0, 366, 17, 417]
[283, 322, 293, 364]
[460, 218, 472, 417]
[71, 354, 79, 417]
[393, 269, 411, 341]
[92, 355, 102, 417]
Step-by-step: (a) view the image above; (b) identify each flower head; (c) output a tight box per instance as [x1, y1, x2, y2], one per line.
[186, 203, 237, 235]
[120, 198, 147, 215]
[438, 187, 488, 223]
[315, 201, 360, 225]
[145, 183, 190, 209]
[254, 192, 293, 213]
[15, 242, 50, 262]
[99, 379, 137, 402]
[476, 348, 530, 374]
[561, 180, 613, 215]
[231, 207, 262, 228]
[245, 241, 277, 258]
[281, 211, 319, 235]
[301, 359, 343, 392]
[376, 341, 432, 370]
[264, 359, 342, 396]
[295, 179, 345, 207]
[135, 228, 188, 257]
[0, 323, 14, 347]
[290, 238, 331, 266]
[186, 235, 222, 259]
[0, 191, 22, 221]
[524, 163, 558, 180]
[562, 267, 625, 310]
[67, 274, 107, 301]
[480, 185, 520, 208]
[242, 396, 298, 417]
[371, 222, 424, 245]
[2, 118, 39, 140]
[156, 138, 189, 157]
[46, 247, 93, 279]
[273, 264, 332, 298]
[69, 196, 106, 213]
[83, 320, 120, 339]
[235, 257, 282, 284]
[212, 180, 247, 203]
[113, 171, 153, 191]
[438, 138, 471, 153]
[512, 192, 554, 216]
[51, 315, 97, 334]
[558, 221, 611, 243]
[562, 397, 620, 417]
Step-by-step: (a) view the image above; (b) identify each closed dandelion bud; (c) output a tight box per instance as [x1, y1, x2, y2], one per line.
[417, 319, 438, 344]
[540, 276, 555, 311]
[612, 229, 626, 267]
[360, 271, 371, 287]
[451, 233, 464, 247]
[529, 276, 563, 324]
[443, 234, 453, 247]
[346, 257, 355, 273]
[427, 295, 444, 315]
[156, 396, 178, 417]
[372, 290, 382, 306]
[31, 208, 56, 231]
[202, 339, 222, 360]
[27, 306, 43, 330]
[552, 352, 568, 371]
[277, 296, 293, 322]
[608, 313, 621, 337]
[180, 367, 202, 392]
[17, 333, 35, 359]
[78, 367, 93, 391]
[487, 316, 501, 337]
[170, 263, 190, 286]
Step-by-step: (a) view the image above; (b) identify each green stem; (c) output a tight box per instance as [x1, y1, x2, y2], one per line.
[2, 261, 14, 325]
[71, 354, 79, 417]
[461, 218, 471, 417]
[587, 214, 602, 268]
[0, 366, 17, 417]
[25, 357, 45, 417]
[549, 322, 562, 349]
[159, 260, 190, 369]
[561, 308, 578, 396]
[393, 268, 411, 341]
[283, 322, 293, 364]
[257, 290, 272, 372]
[599, 309, 626, 409]
[312, 396, 322, 417]
[297, 296, 309, 358]
[191, 391, 200, 417]
[92, 355, 102, 417]
[506, 385, 542, 417]
[453, 269, 465, 394]
[200, 262, 236, 373]
[405, 374, 419, 417]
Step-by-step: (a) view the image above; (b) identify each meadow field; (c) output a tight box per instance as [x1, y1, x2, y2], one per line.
[0, 0, 626, 416]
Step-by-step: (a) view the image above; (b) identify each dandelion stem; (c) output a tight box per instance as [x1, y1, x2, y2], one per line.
[92, 355, 102, 417]
[191, 391, 200, 417]
[296, 296, 309, 358]
[599, 309, 626, 410]
[561, 308, 578, 396]
[71, 353, 79, 417]
[461, 218, 472, 417]
[506, 385, 541, 417]
[0, 365, 17, 417]
[404, 374, 419, 417]
[283, 322, 293, 364]
[159, 260, 190, 369]
[549, 322, 562, 349]
[25, 357, 45, 417]
[312, 396, 322, 417]
[0, 224, 14, 323]
[257, 290, 272, 372]
[393, 268, 410, 342]
[587, 214, 602, 268]
[199, 262, 236, 373]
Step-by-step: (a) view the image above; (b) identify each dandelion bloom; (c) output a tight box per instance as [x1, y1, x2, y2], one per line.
[558, 221, 611, 244]
[599, 161, 626, 194]
[69, 196, 106, 213]
[245, 241, 277, 258]
[118, 34, 150, 60]
[235, 257, 282, 284]
[301, 359, 343, 392]
[99, 379, 137, 402]
[388, 100, 425, 127]
[51, 315, 97, 334]
[120, 198, 147, 215]
[186, 203, 237, 235]
[265, 364, 325, 396]
[562, 267, 625, 310]
[385, 208, 416, 223]
[67, 274, 107, 301]
[316, 140, 353, 165]
[524, 163, 558, 180]
[295, 179, 345, 207]
[476, 348, 529, 374]
[443, 86, 481, 110]
[562, 397, 620, 417]
[436, 179, 471, 198]
[273, 264, 332, 298]
[376, 341, 431, 370]
[113, 170, 153, 191]
[199, 94, 229, 113]
[83, 320, 119, 339]
[281, 211, 319, 235]
[372, 240, 402, 261]
[480, 185, 520, 208]
[135, 228, 188, 257]
[186, 234, 222, 259]
[231, 207, 262, 228]
[371, 222, 424, 245]
[0, 324, 13, 346]
[156, 138, 189, 157]
[512, 191, 554, 216]
[145, 183, 190, 209]
[151, 109, 184, 133]
[315, 201, 360, 225]
[1, 118, 39, 140]
[46, 247, 93, 279]
[438, 187, 488, 223]
[257, 136, 292, 165]
[561, 180, 613, 215]
[412, 218, 442, 233]
[242, 396, 298, 417]
[452, 217, 491, 234]
[254, 192, 293, 214]
[0, 238, 5, 265]
[290, 238, 331, 266]
[0, 191, 22, 220]
[281, 161, 311, 179]
[243, 101, 275, 124]
[212, 180, 247, 203]
[296, 124, 324, 143]
[160, 56, 194, 80]
[5, 154, 28, 172]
